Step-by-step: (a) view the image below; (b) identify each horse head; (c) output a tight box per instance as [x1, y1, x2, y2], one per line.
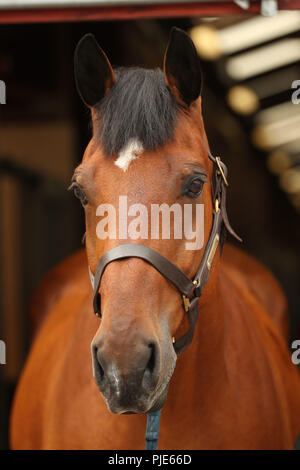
[72, 28, 224, 415]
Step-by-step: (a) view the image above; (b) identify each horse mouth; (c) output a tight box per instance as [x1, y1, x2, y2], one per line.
[119, 402, 162, 415]
[99, 382, 169, 415]
[104, 395, 167, 415]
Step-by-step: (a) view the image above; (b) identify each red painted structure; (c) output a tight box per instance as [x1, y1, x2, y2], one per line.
[0, 0, 299, 24]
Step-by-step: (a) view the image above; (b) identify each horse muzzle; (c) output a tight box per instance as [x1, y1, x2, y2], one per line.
[91, 339, 169, 414]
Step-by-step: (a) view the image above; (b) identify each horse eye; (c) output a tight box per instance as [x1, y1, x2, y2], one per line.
[68, 182, 88, 205]
[182, 176, 206, 199]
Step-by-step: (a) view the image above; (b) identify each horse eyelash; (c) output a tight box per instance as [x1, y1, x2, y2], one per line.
[181, 174, 208, 195]
[67, 181, 77, 192]
[68, 181, 89, 205]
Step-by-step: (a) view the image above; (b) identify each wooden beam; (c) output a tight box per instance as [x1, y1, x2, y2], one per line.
[1, 1, 298, 25]
[0, 175, 23, 382]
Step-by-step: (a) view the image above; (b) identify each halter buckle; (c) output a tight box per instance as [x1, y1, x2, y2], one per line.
[182, 280, 198, 312]
[216, 157, 229, 187]
[182, 295, 190, 313]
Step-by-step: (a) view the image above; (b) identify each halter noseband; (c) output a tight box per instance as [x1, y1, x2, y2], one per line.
[88, 144, 241, 355]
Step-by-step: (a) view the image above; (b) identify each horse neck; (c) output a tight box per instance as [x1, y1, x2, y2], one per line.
[169, 266, 227, 403]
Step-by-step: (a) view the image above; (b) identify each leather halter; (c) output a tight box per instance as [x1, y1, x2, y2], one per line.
[88, 141, 241, 355]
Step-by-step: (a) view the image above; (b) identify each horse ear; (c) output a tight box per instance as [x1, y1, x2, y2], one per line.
[74, 34, 115, 107]
[163, 27, 201, 107]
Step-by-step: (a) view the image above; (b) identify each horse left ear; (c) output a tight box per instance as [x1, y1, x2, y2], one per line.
[163, 27, 201, 107]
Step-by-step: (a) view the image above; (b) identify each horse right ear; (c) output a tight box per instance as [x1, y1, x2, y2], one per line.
[74, 34, 115, 107]
[163, 27, 201, 107]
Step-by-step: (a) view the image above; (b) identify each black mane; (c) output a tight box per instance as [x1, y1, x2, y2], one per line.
[95, 67, 178, 156]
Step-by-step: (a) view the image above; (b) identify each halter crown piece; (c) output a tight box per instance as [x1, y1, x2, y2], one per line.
[88, 136, 241, 450]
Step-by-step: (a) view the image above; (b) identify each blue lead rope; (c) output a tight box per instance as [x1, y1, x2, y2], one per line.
[145, 409, 162, 450]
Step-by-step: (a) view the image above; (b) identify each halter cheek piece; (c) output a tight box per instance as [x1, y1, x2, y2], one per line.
[88, 144, 241, 355]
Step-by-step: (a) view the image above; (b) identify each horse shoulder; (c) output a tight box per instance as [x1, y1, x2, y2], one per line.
[221, 243, 289, 340]
[28, 249, 88, 337]
[10, 249, 95, 449]
[219, 261, 300, 447]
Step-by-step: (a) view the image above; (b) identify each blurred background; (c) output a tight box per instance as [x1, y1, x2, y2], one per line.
[0, 2, 300, 450]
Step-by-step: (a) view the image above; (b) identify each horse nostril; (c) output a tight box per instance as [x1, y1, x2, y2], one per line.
[146, 343, 156, 375]
[97, 355, 105, 380]
[92, 345, 105, 383]
[142, 341, 159, 390]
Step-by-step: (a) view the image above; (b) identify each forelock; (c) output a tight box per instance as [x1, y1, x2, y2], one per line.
[94, 67, 178, 156]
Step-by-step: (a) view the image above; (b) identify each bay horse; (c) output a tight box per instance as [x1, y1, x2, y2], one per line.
[10, 28, 300, 449]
